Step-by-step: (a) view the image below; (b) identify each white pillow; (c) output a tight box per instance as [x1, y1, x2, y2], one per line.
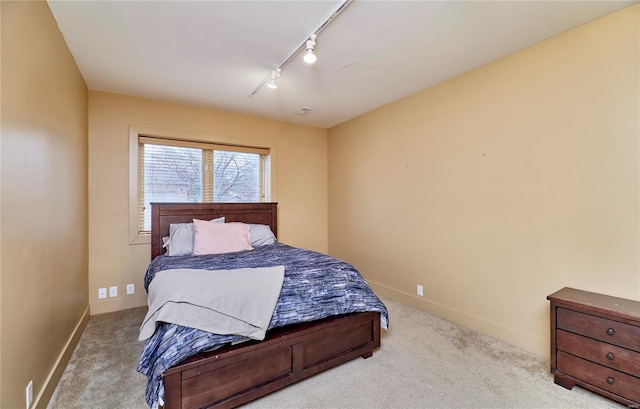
[167, 217, 224, 256]
[249, 224, 276, 246]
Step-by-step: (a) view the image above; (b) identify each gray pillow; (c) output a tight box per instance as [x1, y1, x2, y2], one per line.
[167, 217, 224, 256]
[249, 224, 276, 246]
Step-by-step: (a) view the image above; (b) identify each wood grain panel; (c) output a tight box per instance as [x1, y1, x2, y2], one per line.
[557, 351, 640, 403]
[557, 330, 640, 375]
[557, 308, 640, 351]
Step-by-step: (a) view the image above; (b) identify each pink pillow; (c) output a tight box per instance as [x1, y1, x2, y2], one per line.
[192, 219, 253, 255]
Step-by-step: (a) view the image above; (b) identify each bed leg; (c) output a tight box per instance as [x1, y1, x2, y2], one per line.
[361, 351, 373, 359]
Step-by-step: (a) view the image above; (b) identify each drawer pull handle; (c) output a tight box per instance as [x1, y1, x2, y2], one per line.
[606, 353, 614, 360]
[606, 377, 614, 385]
[606, 328, 615, 336]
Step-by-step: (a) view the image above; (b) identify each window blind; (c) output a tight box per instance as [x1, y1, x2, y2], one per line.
[138, 137, 270, 232]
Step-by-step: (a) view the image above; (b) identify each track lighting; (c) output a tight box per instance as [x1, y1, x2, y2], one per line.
[248, 0, 352, 97]
[303, 35, 317, 64]
[267, 69, 280, 89]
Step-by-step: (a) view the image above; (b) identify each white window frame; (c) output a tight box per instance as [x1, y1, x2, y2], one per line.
[129, 126, 277, 244]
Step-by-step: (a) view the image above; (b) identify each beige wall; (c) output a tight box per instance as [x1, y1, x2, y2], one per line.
[1, 1, 89, 408]
[328, 5, 639, 357]
[88, 92, 327, 314]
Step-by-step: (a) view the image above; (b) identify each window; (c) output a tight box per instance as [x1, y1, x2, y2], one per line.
[138, 136, 270, 232]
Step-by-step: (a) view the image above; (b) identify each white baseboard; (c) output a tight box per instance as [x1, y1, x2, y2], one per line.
[34, 305, 90, 409]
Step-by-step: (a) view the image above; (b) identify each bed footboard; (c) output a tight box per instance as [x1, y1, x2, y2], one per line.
[162, 311, 381, 409]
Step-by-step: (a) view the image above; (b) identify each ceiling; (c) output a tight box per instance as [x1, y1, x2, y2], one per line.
[47, 1, 636, 129]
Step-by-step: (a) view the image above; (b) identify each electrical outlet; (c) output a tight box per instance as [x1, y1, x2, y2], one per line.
[26, 380, 33, 409]
[417, 284, 424, 297]
[126, 283, 135, 295]
[109, 286, 118, 297]
[98, 288, 107, 299]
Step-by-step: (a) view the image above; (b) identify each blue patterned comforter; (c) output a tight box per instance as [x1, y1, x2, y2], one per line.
[137, 243, 389, 409]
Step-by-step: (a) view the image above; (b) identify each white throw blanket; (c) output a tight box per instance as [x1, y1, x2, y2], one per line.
[139, 266, 285, 341]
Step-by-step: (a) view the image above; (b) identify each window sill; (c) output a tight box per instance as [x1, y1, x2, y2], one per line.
[131, 232, 151, 245]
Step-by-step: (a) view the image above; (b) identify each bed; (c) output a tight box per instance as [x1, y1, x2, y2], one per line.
[137, 202, 388, 409]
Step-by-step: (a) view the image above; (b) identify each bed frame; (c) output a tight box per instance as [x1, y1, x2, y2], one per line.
[150, 202, 381, 409]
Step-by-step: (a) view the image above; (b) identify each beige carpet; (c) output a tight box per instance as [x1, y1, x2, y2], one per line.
[47, 296, 623, 409]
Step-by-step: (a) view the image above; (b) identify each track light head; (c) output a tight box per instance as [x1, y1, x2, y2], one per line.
[303, 35, 317, 64]
[267, 69, 280, 89]
[304, 48, 317, 64]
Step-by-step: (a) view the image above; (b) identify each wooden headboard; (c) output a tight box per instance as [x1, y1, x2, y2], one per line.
[150, 202, 278, 259]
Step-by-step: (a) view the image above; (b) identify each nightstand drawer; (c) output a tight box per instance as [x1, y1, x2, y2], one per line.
[557, 308, 640, 351]
[557, 351, 640, 402]
[557, 330, 640, 375]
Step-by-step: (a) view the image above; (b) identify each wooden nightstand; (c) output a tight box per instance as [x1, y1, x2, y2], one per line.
[547, 287, 640, 407]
